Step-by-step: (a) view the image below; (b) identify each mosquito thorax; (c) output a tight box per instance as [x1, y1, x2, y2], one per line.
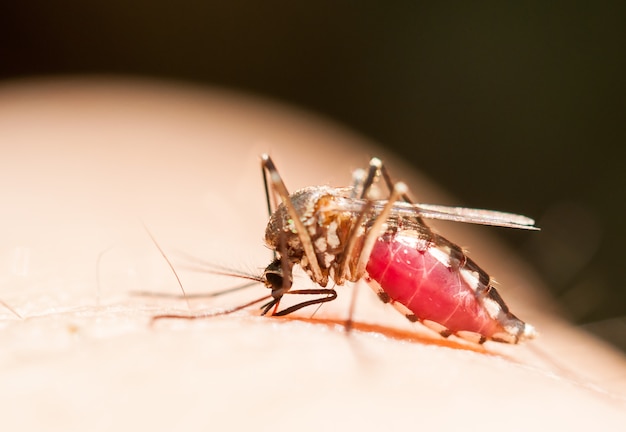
[265, 186, 365, 287]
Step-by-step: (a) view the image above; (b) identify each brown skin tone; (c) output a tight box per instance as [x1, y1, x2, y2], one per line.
[0, 78, 624, 430]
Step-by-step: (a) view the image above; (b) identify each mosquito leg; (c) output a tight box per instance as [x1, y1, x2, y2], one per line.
[335, 200, 373, 285]
[261, 156, 280, 264]
[272, 288, 338, 316]
[351, 156, 412, 203]
[336, 157, 384, 283]
[261, 156, 276, 218]
[261, 155, 294, 293]
[354, 182, 408, 278]
[260, 296, 281, 315]
[338, 157, 401, 326]
[342, 157, 412, 283]
[375, 158, 430, 230]
[353, 157, 383, 199]
[260, 154, 324, 284]
[349, 156, 421, 207]
[343, 282, 360, 332]
[379, 162, 416, 205]
[335, 202, 369, 328]
[276, 209, 294, 294]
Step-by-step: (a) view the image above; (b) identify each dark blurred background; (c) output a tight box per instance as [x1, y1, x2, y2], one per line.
[2, 2, 625, 351]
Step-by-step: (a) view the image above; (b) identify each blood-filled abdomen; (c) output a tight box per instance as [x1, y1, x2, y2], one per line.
[365, 232, 506, 339]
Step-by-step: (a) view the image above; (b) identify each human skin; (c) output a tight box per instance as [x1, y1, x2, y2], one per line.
[0, 78, 624, 431]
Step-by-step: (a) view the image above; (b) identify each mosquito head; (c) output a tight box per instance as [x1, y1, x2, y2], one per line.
[263, 258, 293, 298]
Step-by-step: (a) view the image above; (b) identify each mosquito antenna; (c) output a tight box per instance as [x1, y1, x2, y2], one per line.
[174, 265, 264, 283]
[133, 281, 259, 300]
[151, 293, 274, 323]
[142, 223, 190, 310]
[171, 248, 262, 280]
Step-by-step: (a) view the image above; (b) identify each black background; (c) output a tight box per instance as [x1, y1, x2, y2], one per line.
[2, 2, 625, 351]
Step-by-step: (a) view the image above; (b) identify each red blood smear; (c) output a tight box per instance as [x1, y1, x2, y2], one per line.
[366, 235, 504, 337]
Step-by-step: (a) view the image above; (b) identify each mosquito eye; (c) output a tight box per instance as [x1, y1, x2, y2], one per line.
[265, 272, 283, 289]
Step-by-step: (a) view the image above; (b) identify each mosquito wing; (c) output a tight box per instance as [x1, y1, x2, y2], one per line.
[408, 203, 538, 230]
[384, 201, 539, 230]
[338, 197, 538, 230]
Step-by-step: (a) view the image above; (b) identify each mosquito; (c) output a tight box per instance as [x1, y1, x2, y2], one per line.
[155, 154, 538, 344]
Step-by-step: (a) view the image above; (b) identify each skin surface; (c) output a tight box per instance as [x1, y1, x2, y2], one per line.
[0, 78, 624, 431]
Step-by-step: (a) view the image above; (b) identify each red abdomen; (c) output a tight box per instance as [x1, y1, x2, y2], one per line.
[365, 233, 505, 338]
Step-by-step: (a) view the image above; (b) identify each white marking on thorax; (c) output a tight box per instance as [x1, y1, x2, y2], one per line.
[314, 237, 327, 253]
[326, 221, 340, 249]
